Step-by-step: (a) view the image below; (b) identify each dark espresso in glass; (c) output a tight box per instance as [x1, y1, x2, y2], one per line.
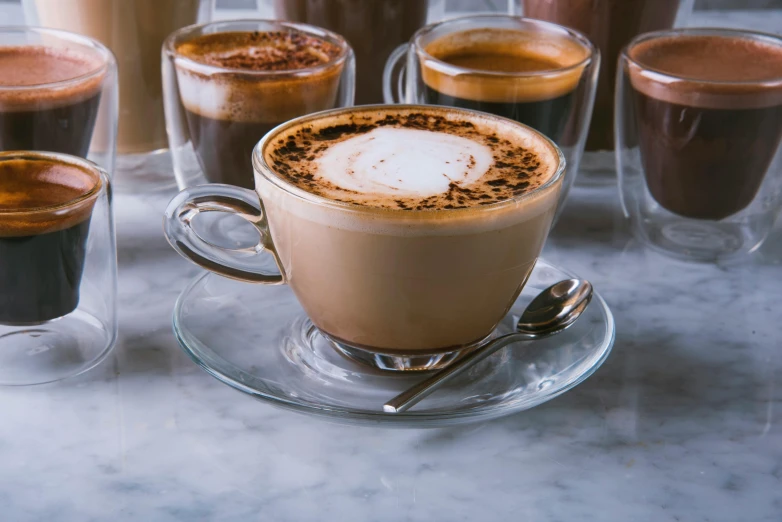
[0, 46, 104, 157]
[421, 28, 588, 145]
[273, 0, 428, 105]
[628, 34, 782, 220]
[0, 155, 100, 323]
[174, 30, 345, 189]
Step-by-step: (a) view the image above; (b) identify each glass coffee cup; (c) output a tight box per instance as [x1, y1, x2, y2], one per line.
[0, 26, 117, 174]
[163, 19, 356, 190]
[383, 15, 598, 218]
[616, 28, 782, 261]
[164, 105, 564, 371]
[23, 0, 214, 191]
[0, 151, 117, 386]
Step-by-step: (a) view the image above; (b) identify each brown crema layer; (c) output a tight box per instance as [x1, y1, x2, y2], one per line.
[175, 30, 342, 71]
[420, 28, 589, 103]
[265, 108, 558, 210]
[0, 46, 106, 112]
[628, 34, 782, 109]
[174, 30, 345, 123]
[0, 156, 101, 237]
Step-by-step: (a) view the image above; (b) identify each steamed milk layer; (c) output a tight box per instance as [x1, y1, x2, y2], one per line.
[260, 108, 561, 353]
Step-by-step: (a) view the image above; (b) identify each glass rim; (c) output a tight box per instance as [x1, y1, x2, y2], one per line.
[0, 151, 106, 215]
[623, 27, 782, 86]
[163, 18, 352, 78]
[412, 14, 596, 79]
[252, 104, 566, 217]
[0, 25, 113, 91]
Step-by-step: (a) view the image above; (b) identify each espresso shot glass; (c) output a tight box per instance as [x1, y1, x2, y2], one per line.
[0, 151, 117, 386]
[616, 28, 782, 261]
[0, 27, 118, 175]
[23, 0, 214, 192]
[163, 19, 355, 190]
[383, 15, 599, 218]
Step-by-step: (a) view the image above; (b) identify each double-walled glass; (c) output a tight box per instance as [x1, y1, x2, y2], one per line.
[0, 151, 117, 386]
[616, 28, 782, 261]
[508, 0, 694, 152]
[164, 105, 565, 372]
[163, 19, 356, 190]
[383, 16, 598, 217]
[0, 27, 117, 174]
[23, 0, 214, 191]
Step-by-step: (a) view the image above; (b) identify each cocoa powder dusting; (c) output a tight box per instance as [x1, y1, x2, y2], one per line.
[177, 31, 342, 71]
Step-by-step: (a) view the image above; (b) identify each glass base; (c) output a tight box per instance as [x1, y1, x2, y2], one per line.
[636, 217, 768, 262]
[285, 317, 492, 373]
[323, 331, 490, 372]
[0, 310, 116, 386]
[113, 149, 179, 193]
[575, 150, 617, 186]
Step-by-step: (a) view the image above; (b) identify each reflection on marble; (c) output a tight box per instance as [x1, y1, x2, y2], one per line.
[0, 6, 779, 522]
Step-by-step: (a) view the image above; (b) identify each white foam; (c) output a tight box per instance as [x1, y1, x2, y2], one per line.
[314, 127, 494, 198]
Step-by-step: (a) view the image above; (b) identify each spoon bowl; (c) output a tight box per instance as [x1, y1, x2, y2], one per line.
[384, 278, 593, 413]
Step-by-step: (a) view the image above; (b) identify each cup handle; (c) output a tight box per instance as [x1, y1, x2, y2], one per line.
[163, 184, 285, 284]
[383, 44, 409, 104]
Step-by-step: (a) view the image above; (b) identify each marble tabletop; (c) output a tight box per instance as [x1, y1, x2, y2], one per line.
[0, 6, 781, 522]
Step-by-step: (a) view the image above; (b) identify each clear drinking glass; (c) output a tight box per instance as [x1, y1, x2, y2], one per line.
[163, 19, 355, 190]
[508, 0, 694, 154]
[616, 28, 782, 261]
[0, 151, 117, 386]
[0, 26, 117, 174]
[23, 0, 214, 191]
[261, 0, 445, 105]
[383, 15, 599, 218]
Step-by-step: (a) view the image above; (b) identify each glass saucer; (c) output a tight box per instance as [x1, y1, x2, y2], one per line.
[172, 259, 615, 427]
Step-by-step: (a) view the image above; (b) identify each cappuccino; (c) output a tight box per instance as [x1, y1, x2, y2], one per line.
[259, 106, 562, 353]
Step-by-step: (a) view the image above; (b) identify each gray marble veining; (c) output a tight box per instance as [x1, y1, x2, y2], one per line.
[0, 7, 780, 522]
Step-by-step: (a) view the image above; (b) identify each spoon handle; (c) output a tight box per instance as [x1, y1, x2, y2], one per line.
[383, 332, 535, 413]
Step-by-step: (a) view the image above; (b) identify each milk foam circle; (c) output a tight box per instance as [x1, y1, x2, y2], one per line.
[315, 127, 494, 199]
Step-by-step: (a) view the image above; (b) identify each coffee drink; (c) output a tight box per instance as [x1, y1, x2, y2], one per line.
[174, 29, 347, 188]
[0, 155, 101, 323]
[628, 34, 782, 220]
[0, 46, 104, 157]
[274, 0, 429, 105]
[523, 0, 684, 151]
[258, 106, 562, 353]
[31, 0, 202, 154]
[420, 28, 589, 146]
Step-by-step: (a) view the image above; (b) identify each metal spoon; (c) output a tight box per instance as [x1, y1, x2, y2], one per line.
[383, 278, 593, 413]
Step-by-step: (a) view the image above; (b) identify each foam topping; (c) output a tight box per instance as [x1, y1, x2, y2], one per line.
[175, 31, 342, 71]
[316, 127, 493, 199]
[628, 34, 782, 109]
[0, 45, 106, 111]
[421, 28, 590, 103]
[265, 108, 559, 210]
[0, 156, 101, 237]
